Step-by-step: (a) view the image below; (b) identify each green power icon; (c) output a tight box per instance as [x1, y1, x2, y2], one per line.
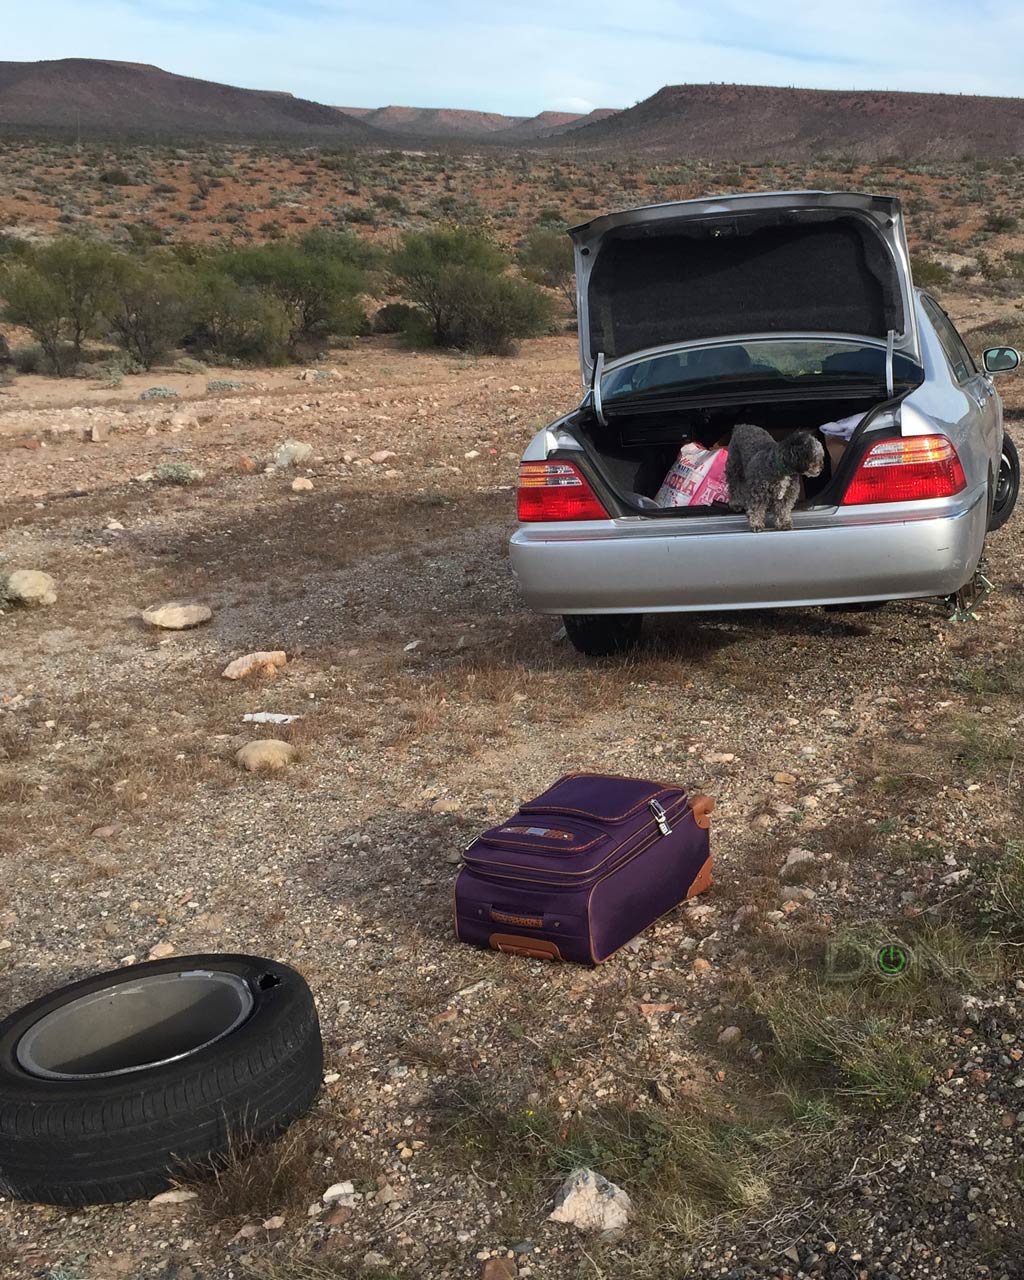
[875, 943, 911, 976]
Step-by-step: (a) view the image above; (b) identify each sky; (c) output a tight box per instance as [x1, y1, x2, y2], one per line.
[4, 0, 1024, 116]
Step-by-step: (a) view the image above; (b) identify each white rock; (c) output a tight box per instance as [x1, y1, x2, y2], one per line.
[148, 941, 175, 960]
[142, 601, 213, 630]
[149, 1188, 197, 1206]
[274, 440, 314, 467]
[780, 848, 817, 883]
[291, 477, 314, 492]
[464, 449, 481, 459]
[262, 1215, 285, 1229]
[717, 1025, 743, 1047]
[549, 1168, 631, 1234]
[5, 570, 57, 607]
[369, 450, 397, 464]
[221, 651, 287, 680]
[236, 739, 295, 773]
[323, 1180, 356, 1207]
[242, 712, 300, 725]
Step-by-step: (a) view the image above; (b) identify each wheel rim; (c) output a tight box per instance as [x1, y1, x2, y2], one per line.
[15, 970, 255, 1080]
[994, 449, 1015, 511]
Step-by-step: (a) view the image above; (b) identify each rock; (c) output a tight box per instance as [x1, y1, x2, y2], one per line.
[236, 739, 295, 773]
[148, 942, 175, 960]
[238, 455, 257, 473]
[4, 570, 57, 607]
[481, 1259, 517, 1280]
[549, 1168, 632, 1234]
[773, 772, 798, 785]
[274, 440, 314, 468]
[153, 462, 204, 486]
[692, 957, 712, 974]
[717, 1025, 743, 1047]
[780, 848, 817, 883]
[142, 602, 213, 630]
[149, 1188, 197, 1206]
[464, 450, 481, 460]
[262, 1215, 285, 1230]
[291, 477, 314, 492]
[323, 1180, 356, 1206]
[363, 1255, 388, 1270]
[221, 651, 288, 680]
[90, 422, 108, 444]
[369, 450, 397, 463]
[324, 1204, 353, 1226]
[431, 798, 462, 814]
[375, 1183, 399, 1205]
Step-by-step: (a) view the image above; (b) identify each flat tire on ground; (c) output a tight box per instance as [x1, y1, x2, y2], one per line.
[0, 953, 323, 1205]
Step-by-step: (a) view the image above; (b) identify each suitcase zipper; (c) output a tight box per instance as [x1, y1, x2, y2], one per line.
[649, 798, 672, 835]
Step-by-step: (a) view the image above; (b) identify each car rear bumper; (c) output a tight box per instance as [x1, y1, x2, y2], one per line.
[509, 489, 988, 613]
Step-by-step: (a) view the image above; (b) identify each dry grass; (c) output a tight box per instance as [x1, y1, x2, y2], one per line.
[430, 1080, 774, 1239]
[184, 1120, 332, 1226]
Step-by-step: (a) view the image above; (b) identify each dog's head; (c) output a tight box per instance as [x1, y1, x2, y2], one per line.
[779, 431, 825, 478]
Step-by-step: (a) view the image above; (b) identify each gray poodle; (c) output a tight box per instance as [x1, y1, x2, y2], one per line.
[726, 424, 825, 532]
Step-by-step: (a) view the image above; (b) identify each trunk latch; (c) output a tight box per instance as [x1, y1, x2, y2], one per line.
[650, 798, 672, 835]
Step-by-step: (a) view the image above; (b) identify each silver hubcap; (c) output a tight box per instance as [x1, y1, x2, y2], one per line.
[16, 970, 255, 1080]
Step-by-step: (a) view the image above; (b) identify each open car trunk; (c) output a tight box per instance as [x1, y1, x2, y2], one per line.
[565, 388, 905, 517]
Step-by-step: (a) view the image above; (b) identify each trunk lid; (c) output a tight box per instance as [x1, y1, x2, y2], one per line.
[571, 191, 920, 387]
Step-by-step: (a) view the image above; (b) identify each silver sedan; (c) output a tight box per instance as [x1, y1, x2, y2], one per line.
[510, 191, 1020, 654]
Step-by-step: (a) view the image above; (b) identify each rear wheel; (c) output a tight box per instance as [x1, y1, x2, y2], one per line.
[563, 613, 643, 657]
[988, 433, 1019, 532]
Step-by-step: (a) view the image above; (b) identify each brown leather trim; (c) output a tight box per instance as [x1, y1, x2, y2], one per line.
[491, 909, 544, 929]
[686, 855, 714, 899]
[691, 795, 715, 829]
[489, 933, 562, 961]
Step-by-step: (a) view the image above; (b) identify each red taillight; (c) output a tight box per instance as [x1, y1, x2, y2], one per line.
[841, 435, 967, 505]
[517, 461, 609, 521]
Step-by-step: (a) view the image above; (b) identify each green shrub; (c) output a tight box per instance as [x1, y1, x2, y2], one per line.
[99, 167, 133, 186]
[215, 242, 369, 351]
[391, 229, 553, 354]
[106, 256, 191, 369]
[186, 271, 291, 365]
[372, 302, 419, 334]
[910, 254, 952, 288]
[0, 237, 119, 374]
[518, 224, 576, 312]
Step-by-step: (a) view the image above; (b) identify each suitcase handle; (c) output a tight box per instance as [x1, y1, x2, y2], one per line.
[690, 794, 714, 829]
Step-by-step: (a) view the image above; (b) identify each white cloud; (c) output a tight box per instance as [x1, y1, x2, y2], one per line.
[552, 96, 597, 114]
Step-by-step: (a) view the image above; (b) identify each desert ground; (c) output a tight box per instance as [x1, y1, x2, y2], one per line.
[2, 151, 1024, 1280]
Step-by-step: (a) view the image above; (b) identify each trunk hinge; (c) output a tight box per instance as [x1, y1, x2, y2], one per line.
[885, 329, 895, 397]
[592, 351, 608, 428]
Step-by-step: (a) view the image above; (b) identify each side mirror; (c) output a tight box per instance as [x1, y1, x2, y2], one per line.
[983, 346, 1021, 374]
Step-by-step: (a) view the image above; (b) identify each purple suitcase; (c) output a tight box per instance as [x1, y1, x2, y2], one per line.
[454, 773, 714, 964]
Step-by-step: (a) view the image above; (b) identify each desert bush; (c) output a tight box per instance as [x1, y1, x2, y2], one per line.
[0, 237, 119, 374]
[215, 242, 369, 351]
[372, 302, 419, 334]
[186, 270, 292, 365]
[99, 167, 133, 186]
[391, 228, 554, 354]
[909, 254, 952, 288]
[106, 256, 192, 368]
[518, 224, 576, 312]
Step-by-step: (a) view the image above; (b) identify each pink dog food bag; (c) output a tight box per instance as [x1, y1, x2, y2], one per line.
[655, 444, 730, 508]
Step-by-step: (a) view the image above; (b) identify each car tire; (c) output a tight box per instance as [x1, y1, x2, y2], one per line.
[563, 613, 643, 657]
[988, 433, 1019, 532]
[0, 954, 323, 1206]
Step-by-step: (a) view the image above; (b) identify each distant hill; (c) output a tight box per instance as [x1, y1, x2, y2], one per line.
[335, 103, 618, 141]
[0, 59, 382, 141]
[554, 83, 1024, 159]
